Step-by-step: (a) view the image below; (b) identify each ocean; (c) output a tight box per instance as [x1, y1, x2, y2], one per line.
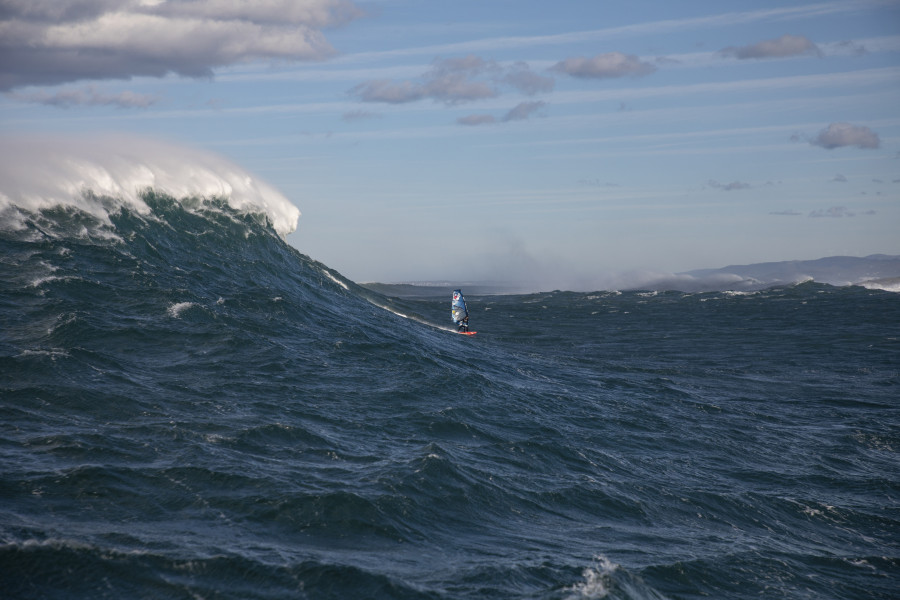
[2, 190, 898, 599]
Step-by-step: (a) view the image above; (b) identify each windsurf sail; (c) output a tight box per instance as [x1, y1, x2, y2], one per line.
[451, 289, 468, 324]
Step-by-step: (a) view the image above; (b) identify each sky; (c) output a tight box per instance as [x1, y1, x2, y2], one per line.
[1, 0, 899, 289]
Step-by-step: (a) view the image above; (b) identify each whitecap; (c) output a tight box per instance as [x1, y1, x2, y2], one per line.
[167, 302, 195, 318]
[860, 278, 900, 293]
[565, 556, 618, 599]
[19, 348, 70, 360]
[0, 134, 300, 237]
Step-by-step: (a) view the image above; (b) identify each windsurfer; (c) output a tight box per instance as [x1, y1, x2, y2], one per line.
[451, 289, 470, 332]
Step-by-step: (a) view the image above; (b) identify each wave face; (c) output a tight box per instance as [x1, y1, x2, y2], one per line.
[2, 189, 899, 600]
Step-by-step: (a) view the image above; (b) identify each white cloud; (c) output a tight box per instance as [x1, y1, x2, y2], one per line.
[811, 122, 881, 149]
[550, 52, 656, 79]
[350, 55, 555, 106]
[423, 72, 497, 104]
[0, 0, 364, 91]
[502, 62, 555, 95]
[350, 55, 500, 104]
[720, 34, 821, 59]
[150, 0, 364, 28]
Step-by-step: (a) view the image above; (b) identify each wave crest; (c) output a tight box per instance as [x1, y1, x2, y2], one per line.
[0, 134, 300, 237]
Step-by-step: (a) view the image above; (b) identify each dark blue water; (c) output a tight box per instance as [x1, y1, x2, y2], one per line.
[2, 192, 898, 599]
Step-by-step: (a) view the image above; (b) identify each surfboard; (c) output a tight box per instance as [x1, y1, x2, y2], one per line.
[457, 331, 477, 336]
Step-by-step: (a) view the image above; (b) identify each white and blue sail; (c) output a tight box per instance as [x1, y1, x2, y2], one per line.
[451, 289, 468, 325]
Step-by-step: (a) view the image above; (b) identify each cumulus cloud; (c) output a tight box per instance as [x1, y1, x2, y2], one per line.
[811, 122, 881, 150]
[148, 0, 363, 27]
[350, 55, 499, 105]
[9, 85, 158, 108]
[550, 52, 656, 79]
[720, 34, 821, 59]
[424, 73, 497, 104]
[502, 62, 555, 95]
[0, 0, 364, 91]
[425, 56, 499, 103]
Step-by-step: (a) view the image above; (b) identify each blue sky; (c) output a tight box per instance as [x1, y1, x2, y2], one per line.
[2, 0, 899, 288]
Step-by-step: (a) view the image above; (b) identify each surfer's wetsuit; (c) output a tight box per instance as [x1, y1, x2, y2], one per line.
[457, 316, 469, 332]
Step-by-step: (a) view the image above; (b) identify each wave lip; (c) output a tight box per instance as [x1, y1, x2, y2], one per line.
[0, 134, 300, 237]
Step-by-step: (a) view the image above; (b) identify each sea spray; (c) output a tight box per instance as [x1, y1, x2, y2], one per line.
[0, 134, 300, 237]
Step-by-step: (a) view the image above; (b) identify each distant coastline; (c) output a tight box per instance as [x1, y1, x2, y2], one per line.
[361, 254, 900, 295]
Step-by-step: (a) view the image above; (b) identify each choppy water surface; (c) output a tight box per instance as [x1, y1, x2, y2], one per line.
[2, 194, 898, 599]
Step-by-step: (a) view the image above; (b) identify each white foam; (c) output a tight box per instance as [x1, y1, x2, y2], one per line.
[167, 302, 195, 318]
[322, 269, 349, 290]
[565, 556, 618, 599]
[371, 299, 410, 320]
[18, 348, 70, 360]
[860, 280, 900, 293]
[0, 134, 300, 237]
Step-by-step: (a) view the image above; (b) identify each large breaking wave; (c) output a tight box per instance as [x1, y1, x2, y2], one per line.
[0, 134, 300, 238]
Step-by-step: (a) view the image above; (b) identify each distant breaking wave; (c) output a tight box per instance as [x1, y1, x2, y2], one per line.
[0, 134, 300, 237]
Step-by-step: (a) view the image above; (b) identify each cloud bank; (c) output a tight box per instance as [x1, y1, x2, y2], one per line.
[0, 0, 365, 91]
